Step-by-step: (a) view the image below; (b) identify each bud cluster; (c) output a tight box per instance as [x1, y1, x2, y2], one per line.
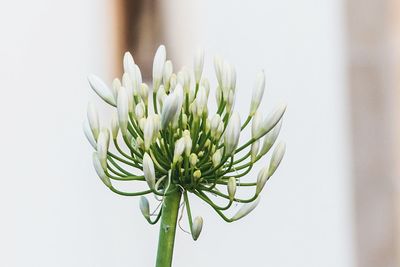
[84, 45, 286, 241]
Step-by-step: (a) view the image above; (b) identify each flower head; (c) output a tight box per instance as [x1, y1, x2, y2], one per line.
[85, 45, 286, 240]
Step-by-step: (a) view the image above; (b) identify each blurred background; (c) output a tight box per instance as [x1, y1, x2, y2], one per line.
[0, 0, 399, 266]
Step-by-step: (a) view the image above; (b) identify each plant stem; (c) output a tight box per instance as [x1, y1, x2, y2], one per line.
[155, 188, 182, 267]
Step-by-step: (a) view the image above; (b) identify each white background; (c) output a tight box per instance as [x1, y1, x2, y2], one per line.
[0, 0, 354, 266]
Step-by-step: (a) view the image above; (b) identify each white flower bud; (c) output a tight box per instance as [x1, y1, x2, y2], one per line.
[256, 167, 269, 194]
[139, 83, 149, 104]
[92, 152, 111, 187]
[224, 112, 241, 155]
[87, 102, 100, 140]
[268, 142, 286, 177]
[193, 170, 202, 180]
[97, 129, 110, 170]
[231, 197, 261, 221]
[163, 60, 173, 91]
[226, 89, 235, 113]
[111, 113, 119, 139]
[156, 85, 167, 110]
[139, 117, 146, 131]
[122, 73, 135, 113]
[189, 153, 198, 166]
[111, 78, 121, 101]
[117, 87, 129, 136]
[135, 102, 145, 120]
[210, 114, 221, 136]
[88, 74, 116, 106]
[260, 120, 282, 155]
[192, 216, 203, 241]
[143, 153, 156, 189]
[139, 196, 150, 220]
[196, 86, 207, 116]
[212, 150, 222, 167]
[250, 70, 265, 115]
[222, 62, 232, 96]
[123, 51, 135, 74]
[161, 92, 179, 128]
[227, 177, 237, 201]
[83, 120, 97, 149]
[262, 104, 286, 135]
[251, 111, 263, 139]
[153, 114, 161, 136]
[194, 48, 204, 84]
[250, 140, 260, 162]
[173, 138, 185, 163]
[213, 55, 223, 86]
[152, 45, 166, 93]
[183, 135, 192, 156]
[131, 64, 142, 94]
[144, 117, 155, 150]
[215, 86, 222, 105]
[217, 121, 224, 138]
[169, 74, 177, 91]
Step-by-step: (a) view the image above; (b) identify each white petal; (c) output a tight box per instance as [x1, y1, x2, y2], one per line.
[88, 74, 116, 106]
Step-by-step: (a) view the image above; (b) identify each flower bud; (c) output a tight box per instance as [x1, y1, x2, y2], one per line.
[97, 129, 110, 170]
[83, 120, 97, 149]
[227, 177, 237, 201]
[213, 55, 223, 86]
[152, 45, 166, 92]
[111, 78, 121, 101]
[231, 197, 260, 221]
[139, 117, 146, 131]
[143, 153, 156, 189]
[139, 83, 149, 104]
[268, 142, 286, 177]
[262, 104, 286, 134]
[156, 85, 167, 110]
[256, 167, 269, 194]
[163, 60, 173, 88]
[193, 170, 202, 181]
[92, 152, 111, 187]
[87, 102, 100, 140]
[250, 140, 260, 162]
[144, 117, 155, 150]
[194, 48, 204, 84]
[161, 92, 179, 128]
[184, 135, 192, 156]
[135, 102, 145, 120]
[117, 87, 129, 136]
[169, 73, 177, 91]
[250, 70, 265, 115]
[191, 216, 203, 241]
[201, 78, 210, 97]
[111, 113, 119, 139]
[173, 138, 185, 163]
[189, 153, 198, 166]
[123, 51, 135, 74]
[122, 73, 135, 113]
[251, 111, 263, 139]
[196, 86, 207, 116]
[224, 112, 241, 155]
[88, 74, 116, 106]
[139, 196, 150, 221]
[210, 114, 221, 137]
[131, 64, 142, 94]
[212, 150, 222, 167]
[259, 120, 282, 155]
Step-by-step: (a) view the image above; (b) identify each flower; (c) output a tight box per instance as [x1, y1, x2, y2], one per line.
[85, 45, 286, 240]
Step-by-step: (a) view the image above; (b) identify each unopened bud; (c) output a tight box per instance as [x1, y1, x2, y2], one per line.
[143, 153, 156, 189]
[87, 102, 100, 140]
[189, 153, 198, 166]
[192, 216, 203, 241]
[268, 142, 286, 177]
[173, 138, 185, 163]
[92, 152, 111, 187]
[88, 74, 116, 106]
[152, 45, 166, 92]
[250, 70, 265, 115]
[231, 197, 260, 221]
[139, 196, 150, 221]
[224, 112, 241, 155]
[227, 177, 237, 201]
[194, 48, 204, 84]
[117, 87, 129, 136]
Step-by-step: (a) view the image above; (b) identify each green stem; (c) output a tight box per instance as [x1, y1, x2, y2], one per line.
[155, 188, 182, 267]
